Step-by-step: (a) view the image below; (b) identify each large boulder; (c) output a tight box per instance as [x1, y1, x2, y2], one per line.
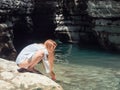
[0, 58, 63, 90]
[0, 23, 17, 60]
[0, 0, 34, 60]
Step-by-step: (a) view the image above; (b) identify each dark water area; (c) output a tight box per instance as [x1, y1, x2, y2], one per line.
[54, 43, 120, 90]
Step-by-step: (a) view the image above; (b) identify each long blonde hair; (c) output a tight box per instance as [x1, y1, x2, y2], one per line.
[44, 39, 57, 72]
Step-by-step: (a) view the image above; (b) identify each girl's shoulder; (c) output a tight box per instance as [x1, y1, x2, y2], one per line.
[38, 44, 48, 54]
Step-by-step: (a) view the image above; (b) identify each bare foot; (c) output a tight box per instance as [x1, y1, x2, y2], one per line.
[27, 68, 43, 74]
[17, 68, 33, 73]
[18, 68, 43, 74]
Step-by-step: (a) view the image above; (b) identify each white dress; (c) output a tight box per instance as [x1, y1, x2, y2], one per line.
[16, 43, 50, 73]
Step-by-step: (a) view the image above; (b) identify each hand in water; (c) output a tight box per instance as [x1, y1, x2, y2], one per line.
[51, 71, 56, 81]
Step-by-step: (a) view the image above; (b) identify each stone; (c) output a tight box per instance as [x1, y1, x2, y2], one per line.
[0, 58, 63, 90]
[0, 80, 14, 90]
[0, 72, 14, 80]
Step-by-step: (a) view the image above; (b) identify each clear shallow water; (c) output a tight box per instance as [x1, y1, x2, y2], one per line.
[54, 43, 120, 90]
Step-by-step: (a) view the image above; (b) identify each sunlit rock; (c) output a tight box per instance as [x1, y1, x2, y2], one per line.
[0, 58, 63, 90]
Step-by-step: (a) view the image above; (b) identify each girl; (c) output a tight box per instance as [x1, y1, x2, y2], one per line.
[16, 39, 57, 80]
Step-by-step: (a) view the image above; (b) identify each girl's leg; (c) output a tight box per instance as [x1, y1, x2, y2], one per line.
[18, 50, 44, 72]
[27, 50, 44, 70]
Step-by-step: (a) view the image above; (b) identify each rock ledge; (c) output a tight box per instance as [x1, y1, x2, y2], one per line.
[0, 58, 63, 90]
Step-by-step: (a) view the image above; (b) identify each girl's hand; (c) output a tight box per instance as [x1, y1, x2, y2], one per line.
[52, 74, 56, 81]
[51, 71, 56, 81]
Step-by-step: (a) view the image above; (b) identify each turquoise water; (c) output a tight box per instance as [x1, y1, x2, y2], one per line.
[54, 43, 120, 90]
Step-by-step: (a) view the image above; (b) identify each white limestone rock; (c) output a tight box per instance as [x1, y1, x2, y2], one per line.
[0, 58, 63, 90]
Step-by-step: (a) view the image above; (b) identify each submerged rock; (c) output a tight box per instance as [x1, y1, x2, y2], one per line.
[0, 58, 63, 90]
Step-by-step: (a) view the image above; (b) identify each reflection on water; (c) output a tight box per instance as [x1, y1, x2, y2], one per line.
[55, 43, 120, 90]
[55, 44, 73, 64]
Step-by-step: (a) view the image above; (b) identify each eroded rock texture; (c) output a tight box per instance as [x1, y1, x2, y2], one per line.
[0, 0, 34, 60]
[55, 0, 120, 50]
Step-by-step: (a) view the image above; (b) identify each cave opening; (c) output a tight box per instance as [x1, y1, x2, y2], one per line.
[13, 6, 56, 53]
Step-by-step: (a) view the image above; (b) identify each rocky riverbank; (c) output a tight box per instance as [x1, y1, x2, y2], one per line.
[0, 58, 63, 90]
